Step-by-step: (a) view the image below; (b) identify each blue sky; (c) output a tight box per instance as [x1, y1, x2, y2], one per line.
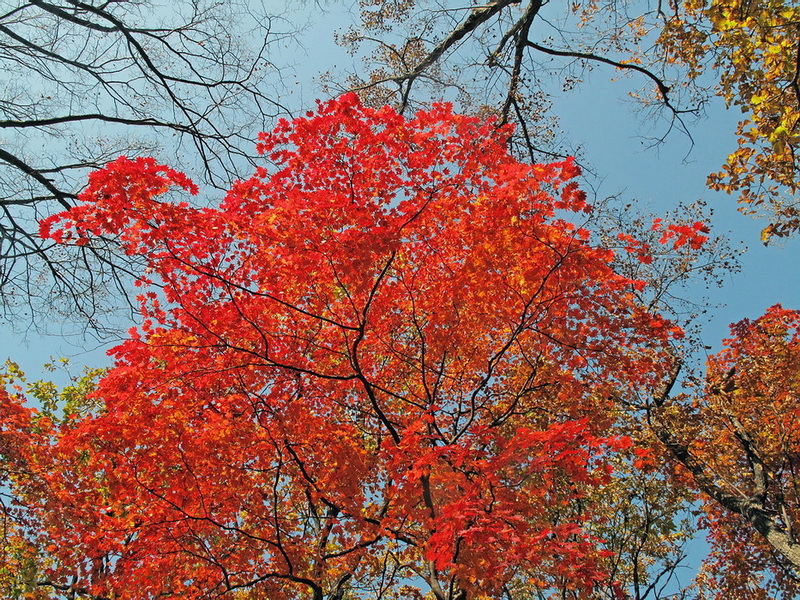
[557, 76, 800, 347]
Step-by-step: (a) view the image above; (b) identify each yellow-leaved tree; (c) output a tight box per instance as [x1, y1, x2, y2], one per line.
[662, 0, 800, 240]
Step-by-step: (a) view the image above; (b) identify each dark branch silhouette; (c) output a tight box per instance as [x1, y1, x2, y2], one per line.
[0, 0, 294, 334]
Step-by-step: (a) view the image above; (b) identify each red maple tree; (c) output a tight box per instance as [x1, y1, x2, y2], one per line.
[2, 95, 680, 599]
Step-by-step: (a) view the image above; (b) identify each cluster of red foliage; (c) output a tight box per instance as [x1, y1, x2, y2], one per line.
[0, 95, 733, 599]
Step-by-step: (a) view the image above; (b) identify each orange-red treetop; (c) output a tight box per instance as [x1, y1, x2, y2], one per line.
[13, 95, 682, 598]
[688, 305, 800, 598]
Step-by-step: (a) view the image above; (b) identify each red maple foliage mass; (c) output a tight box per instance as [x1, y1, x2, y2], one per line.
[2, 95, 682, 599]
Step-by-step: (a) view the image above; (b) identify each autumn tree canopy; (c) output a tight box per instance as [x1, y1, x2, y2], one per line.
[0, 2, 797, 599]
[339, 0, 800, 240]
[0, 94, 693, 600]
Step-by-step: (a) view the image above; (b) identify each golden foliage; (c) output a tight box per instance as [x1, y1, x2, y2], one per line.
[661, 0, 800, 240]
